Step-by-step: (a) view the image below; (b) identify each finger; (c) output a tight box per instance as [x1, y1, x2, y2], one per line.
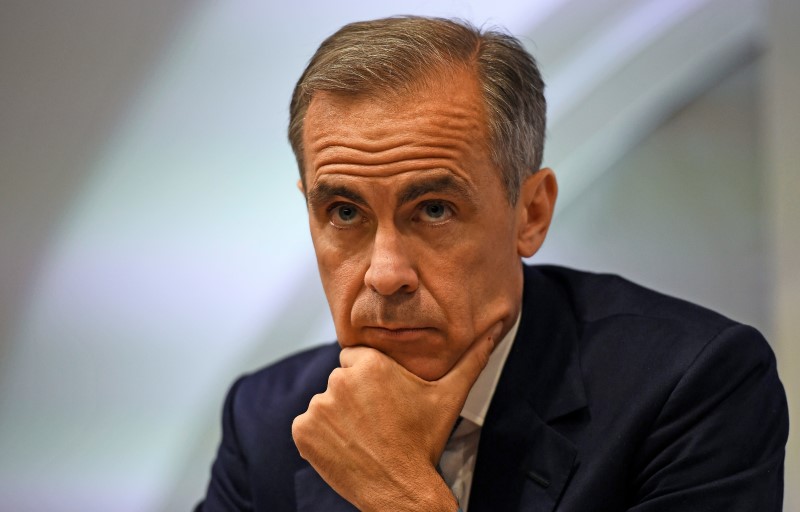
[440, 321, 504, 393]
[339, 345, 384, 368]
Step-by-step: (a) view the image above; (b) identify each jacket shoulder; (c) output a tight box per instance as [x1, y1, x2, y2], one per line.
[531, 264, 776, 394]
[526, 265, 787, 509]
[234, 342, 340, 427]
[533, 264, 734, 333]
[197, 344, 340, 511]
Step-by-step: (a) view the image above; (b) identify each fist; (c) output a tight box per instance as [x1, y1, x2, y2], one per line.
[291, 322, 502, 511]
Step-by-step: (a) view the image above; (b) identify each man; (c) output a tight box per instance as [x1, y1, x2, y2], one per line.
[196, 16, 788, 511]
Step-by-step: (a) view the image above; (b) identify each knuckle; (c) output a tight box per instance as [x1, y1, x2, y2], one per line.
[291, 414, 307, 443]
[361, 349, 385, 370]
[327, 367, 345, 389]
[306, 392, 325, 412]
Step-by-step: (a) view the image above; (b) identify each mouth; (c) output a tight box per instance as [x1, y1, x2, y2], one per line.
[362, 325, 436, 341]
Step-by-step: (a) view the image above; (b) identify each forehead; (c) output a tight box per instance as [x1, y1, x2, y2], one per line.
[306, 69, 486, 127]
[301, 70, 494, 187]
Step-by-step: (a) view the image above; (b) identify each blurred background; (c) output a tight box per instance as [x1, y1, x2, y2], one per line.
[0, 0, 797, 510]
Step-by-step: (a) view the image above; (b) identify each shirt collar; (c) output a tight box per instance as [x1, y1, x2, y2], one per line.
[459, 312, 521, 427]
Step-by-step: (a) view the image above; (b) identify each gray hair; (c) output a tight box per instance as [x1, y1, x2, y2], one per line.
[288, 16, 546, 204]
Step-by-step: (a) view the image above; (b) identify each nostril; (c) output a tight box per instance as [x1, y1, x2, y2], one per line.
[365, 229, 419, 295]
[364, 259, 419, 296]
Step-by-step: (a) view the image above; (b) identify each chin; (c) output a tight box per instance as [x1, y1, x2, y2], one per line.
[394, 355, 453, 382]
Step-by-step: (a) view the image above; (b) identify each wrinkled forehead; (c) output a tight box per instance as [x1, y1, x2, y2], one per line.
[303, 69, 490, 143]
[307, 62, 486, 122]
[301, 75, 493, 182]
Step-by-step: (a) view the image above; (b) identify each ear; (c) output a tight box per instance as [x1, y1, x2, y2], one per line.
[296, 179, 306, 196]
[516, 167, 558, 258]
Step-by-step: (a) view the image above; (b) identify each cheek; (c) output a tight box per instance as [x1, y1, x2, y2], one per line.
[313, 237, 366, 319]
[420, 220, 520, 333]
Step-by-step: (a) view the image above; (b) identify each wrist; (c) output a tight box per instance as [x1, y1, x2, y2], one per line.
[357, 464, 458, 512]
[416, 466, 460, 512]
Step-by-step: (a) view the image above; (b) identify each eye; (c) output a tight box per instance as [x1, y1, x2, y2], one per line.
[416, 201, 454, 223]
[328, 203, 363, 227]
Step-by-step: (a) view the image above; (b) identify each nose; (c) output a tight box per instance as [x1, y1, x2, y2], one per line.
[364, 225, 419, 296]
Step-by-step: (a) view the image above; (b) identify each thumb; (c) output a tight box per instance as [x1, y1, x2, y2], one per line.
[440, 322, 504, 394]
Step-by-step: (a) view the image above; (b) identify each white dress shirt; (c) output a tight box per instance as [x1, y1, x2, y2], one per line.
[438, 314, 521, 511]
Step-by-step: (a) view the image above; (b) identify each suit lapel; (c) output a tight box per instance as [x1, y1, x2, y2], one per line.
[470, 266, 587, 512]
[469, 403, 577, 512]
[294, 464, 358, 512]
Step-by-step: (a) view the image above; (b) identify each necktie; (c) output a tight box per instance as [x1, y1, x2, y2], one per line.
[439, 417, 480, 509]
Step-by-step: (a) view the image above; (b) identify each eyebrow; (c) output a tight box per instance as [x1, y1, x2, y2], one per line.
[306, 173, 475, 209]
[307, 182, 367, 209]
[397, 175, 475, 207]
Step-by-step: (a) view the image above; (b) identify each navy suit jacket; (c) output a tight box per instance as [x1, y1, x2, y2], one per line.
[197, 265, 788, 511]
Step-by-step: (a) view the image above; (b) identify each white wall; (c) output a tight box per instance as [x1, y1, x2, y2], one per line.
[764, 0, 800, 509]
[538, 61, 767, 330]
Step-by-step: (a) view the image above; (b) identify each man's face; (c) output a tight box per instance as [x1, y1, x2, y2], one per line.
[301, 70, 528, 381]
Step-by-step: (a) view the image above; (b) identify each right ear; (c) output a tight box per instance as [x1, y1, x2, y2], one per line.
[297, 179, 305, 195]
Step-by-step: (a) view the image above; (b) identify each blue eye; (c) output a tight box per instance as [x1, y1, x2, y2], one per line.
[417, 201, 453, 223]
[337, 205, 357, 221]
[424, 203, 446, 218]
[329, 204, 361, 226]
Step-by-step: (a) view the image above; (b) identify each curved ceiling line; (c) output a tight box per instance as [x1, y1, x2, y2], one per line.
[537, 0, 764, 212]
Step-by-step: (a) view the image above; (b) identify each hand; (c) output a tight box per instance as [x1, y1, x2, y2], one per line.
[291, 322, 503, 512]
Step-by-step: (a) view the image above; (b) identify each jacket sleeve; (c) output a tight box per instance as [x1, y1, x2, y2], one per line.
[195, 376, 253, 512]
[628, 323, 789, 511]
